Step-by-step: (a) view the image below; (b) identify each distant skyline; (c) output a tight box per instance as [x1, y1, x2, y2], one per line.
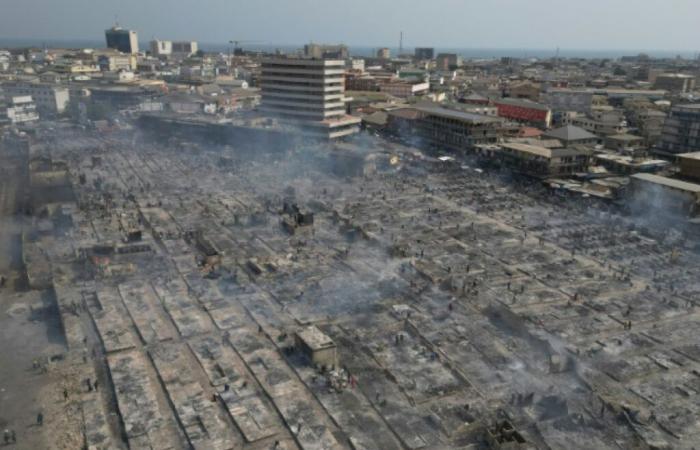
[1, 0, 699, 52]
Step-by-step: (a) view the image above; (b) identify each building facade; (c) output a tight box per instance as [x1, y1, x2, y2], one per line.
[493, 98, 552, 128]
[150, 40, 173, 57]
[105, 26, 139, 54]
[413, 104, 509, 153]
[657, 104, 700, 154]
[2, 83, 70, 115]
[260, 57, 360, 139]
[2, 96, 40, 124]
[654, 74, 696, 94]
[414, 47, 435, 60]
[376, 48, 391, 59]
[435, 53, 460, 71]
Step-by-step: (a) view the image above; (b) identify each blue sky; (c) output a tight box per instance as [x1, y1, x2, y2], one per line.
[0, 0, 698, 50]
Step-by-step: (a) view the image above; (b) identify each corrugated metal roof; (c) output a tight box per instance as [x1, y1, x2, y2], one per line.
[631, 173, 700, 193]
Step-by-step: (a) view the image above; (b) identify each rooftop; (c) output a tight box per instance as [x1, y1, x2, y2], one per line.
[414, 104, 503, 124]
[543, 125, 597, 142]
[631, 173, 700, 193]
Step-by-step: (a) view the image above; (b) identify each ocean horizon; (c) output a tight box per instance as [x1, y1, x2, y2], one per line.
[0, 36, 696, 60]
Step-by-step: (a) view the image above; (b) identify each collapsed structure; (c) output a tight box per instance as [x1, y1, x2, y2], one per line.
[2, 122, 700, 450]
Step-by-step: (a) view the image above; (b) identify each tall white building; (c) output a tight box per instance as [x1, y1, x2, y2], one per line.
[260, 57, 359, 139]
[150, 40, 198, 57]
[150, 40, 173, 56]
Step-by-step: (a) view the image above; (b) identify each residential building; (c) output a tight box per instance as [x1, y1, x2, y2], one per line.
[411, 103, 509, 153]
[542, 125, 598, 148]
[508, 81, 541, 102]
[493, 98, 552, 128]
[543, 89, 594, 113]
[52, 60, 100, 74]
[414, 47, 434, 60]
[1, 96, 39, 124]
[570, 110, 628, 136]
[630, 108, 666, 147]
[105, 26, 139, 54]
[98, 54, 135, 72]
[378, 80, 430, 98]
[657, 104, 700, 154]
[260, 57, 360, 139]
[2, 83, 70, 115]
[653, 74, 696, 93]
[497, 142, 591, 177]
[604, 134, 645, 154]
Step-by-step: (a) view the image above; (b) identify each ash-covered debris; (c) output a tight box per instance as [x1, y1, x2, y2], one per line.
[2, 122, 700, 450]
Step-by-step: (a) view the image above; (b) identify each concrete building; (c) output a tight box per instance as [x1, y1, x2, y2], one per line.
[260, 57, 360, 139]
[105, 26, 139, 54]
[570, 110, 628, 136]
[653, 74, 696, 94]
[678, 152, 700, 181]
[497, 142, 591, 177]
[295, 326, 337, 369]
[378, 80, 430, 98]
[435, 53, 460, 71]
[376, 48, 391, 59]
[412, 103, 509, 153]
[629, 173, 700, 217]
[2, 83, 70, 115]
[493, 98, 552, 128]
[150, 40, 173, 57]
[543, 89, 594, 113]
[172, 41, 198, 57]
[1, 96, 40, 124]
[303, 43, 348, 59]
[657, 104, 700, 154]
[414, 47, 434, 60]
[604, 134, 645, 154]
[630, 109, 667, 146]
[542, 125, 598, 148]
[98, 54, 135, 72]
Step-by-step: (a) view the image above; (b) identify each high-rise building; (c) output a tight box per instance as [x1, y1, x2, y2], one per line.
[414, 47, 434, 60]
[172, 41, 198, 57]
[150, 40, 172, 56]
[260, 57, 360, 139]
[150, 40, 198, 57]
[435, 53, 461, 70]
[657, 104, 700, 154]
[105, 26, 139, 54]
[303, 43, 348, 59]
[376, 48, 391, 59]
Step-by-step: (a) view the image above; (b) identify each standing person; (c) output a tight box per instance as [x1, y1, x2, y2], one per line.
[37, 412, 43, 426]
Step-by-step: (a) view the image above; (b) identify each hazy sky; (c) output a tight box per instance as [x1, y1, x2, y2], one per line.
[1, 0, 698, 50]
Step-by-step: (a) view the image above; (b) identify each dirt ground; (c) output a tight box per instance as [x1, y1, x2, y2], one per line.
[0, 153, 81, 450]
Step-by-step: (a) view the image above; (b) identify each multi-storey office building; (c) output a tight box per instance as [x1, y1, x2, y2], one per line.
[105, 26, 139, 54]
[260, 57, 360, 139]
